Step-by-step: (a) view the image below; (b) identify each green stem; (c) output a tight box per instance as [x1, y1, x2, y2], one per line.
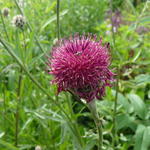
[0, 11, 9, 41]
[112, 67, 119, 149]
[15, 68, 23, 147]
[88, 101, 103, 150]
[110, 0, 115, 48]
[15, 28, 26, 147]
[57, 0, 60, 40]
[110, 1, 119, 148]
[22, 30, 27, 62]
[3, 86, 6, 140]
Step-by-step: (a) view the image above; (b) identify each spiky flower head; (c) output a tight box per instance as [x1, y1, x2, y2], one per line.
[48, 34, 114, 103]
[12, 15, 26, 29]
[2, 8, 10, 17]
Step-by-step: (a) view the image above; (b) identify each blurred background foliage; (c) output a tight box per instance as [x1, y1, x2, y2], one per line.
[0, 0, 150, 150]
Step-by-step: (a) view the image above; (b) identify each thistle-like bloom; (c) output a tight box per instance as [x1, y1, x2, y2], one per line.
[12, 15, 26, 29]
[48, 34, 114, 103]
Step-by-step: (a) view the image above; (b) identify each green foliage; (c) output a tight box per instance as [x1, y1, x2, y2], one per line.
[0, 0, 150, 150]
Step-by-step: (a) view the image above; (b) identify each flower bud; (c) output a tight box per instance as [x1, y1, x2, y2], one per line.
[2, 8, 10, 17]
[12, 15, 26, 29]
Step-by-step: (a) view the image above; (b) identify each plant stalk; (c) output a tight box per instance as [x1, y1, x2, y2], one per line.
[57, 0, 60, 40]
[110, 0, 115, 48]
[15, 28, 26, 147]
[15, 68, 23, 147]
[110, 1, 119, 148]
[88, 100, 103, 150]
[112, 67, 119, 149]
[3, 86, 6, 140]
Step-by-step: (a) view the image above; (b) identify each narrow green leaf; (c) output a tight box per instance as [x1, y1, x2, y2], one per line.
[19, 118, 33, 135]
[40, 9, 68, 31]
[132, 49, 142, 62]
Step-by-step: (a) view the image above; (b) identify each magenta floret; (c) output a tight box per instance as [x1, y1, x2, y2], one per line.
[48, 34, 114, 102]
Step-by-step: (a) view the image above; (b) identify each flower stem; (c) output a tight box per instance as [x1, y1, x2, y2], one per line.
[15, 28, 26, 147]
[3, 86, 6, 140]
[109, 1, 119, 148]
[57, 0, 60, 40]
[110, 0, 115, 48]
[88, 101, 103, 150]
[112, 67, 119, 149]
[15, 68, 23, 147]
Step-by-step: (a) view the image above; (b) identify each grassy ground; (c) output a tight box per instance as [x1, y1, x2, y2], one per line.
[0, 0, 150, 150]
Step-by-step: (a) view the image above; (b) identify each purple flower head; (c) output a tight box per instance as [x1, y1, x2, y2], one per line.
[48, 34, 114, 103]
